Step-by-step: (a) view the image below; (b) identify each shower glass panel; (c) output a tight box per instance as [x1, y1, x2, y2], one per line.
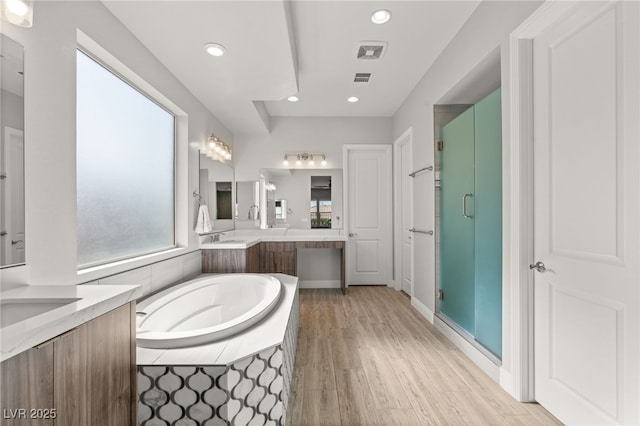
[438, 88, 502, 359]
[440, 106, 476, 334]
[473, 89, 502, 358]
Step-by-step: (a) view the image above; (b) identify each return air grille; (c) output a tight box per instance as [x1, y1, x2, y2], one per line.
[354, 73, 372, 83]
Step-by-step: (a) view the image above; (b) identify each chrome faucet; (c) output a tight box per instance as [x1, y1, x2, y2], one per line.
[209, 232, 225, 242]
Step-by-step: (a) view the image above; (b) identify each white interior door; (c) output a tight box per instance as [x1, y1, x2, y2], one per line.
[533, 2, 639, 424]
[400, 137, 413, 295]
[345, 145, 392, 286]
[1, 127, 25, 265]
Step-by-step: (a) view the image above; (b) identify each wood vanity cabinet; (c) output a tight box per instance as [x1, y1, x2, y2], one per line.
[0, 302, 136, 426]
[261, 242, 296, 275]
[0, 343, 54, 425]
[201, 244, 261, 273]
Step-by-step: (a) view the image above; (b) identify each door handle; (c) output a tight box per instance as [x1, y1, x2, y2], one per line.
[11, 240, 23, 245]
[529, 261, 546, 273]
[462, 193, 473, 219]
[348, 233, 358, 237]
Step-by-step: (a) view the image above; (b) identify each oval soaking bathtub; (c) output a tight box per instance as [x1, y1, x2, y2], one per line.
[136, 274, 281, 349]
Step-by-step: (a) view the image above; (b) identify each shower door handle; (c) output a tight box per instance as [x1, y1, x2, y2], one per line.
[462, 193, 473, 219]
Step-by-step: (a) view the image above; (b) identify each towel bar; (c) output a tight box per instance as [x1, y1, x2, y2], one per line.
[409, 228, 434, 235]
[409, 166, 433, 177]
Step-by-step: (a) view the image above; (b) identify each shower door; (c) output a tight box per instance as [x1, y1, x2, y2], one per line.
[439, 106, 476, 334]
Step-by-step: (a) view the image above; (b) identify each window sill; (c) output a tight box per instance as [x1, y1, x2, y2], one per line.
[77, 247, 187, 276]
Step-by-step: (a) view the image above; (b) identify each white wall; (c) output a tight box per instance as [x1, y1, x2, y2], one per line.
[0, 1, 231, 289]
[391, 0, 542, 393]
[233, 116, 392, 181]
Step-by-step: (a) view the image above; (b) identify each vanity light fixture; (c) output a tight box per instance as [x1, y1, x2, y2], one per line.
[371, 9, 391, 25]
[284, 153, 327, 168]
[204, 43, 226, 57]
[347, 96, 359, 103]
[205, 134, 232, 161]
[287, 96, 299, 102]
[2, 0, 33, 27]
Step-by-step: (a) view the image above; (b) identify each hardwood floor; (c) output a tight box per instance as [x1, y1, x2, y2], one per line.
[287, 287, 561, 426]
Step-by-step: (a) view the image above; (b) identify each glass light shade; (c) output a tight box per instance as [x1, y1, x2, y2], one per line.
[3, 0, 33, 27]
[371, 9, 391, 24]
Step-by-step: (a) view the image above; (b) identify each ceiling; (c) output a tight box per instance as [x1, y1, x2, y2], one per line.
[103, 1, 480, 136]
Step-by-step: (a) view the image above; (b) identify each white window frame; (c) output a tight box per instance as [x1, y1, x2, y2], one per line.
[76, 30, 189, 273]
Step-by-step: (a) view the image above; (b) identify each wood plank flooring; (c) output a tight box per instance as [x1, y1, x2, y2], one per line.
[287, 287, 561, 426]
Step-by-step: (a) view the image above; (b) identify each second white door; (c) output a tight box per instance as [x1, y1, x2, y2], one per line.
[345, 145, 392, 286]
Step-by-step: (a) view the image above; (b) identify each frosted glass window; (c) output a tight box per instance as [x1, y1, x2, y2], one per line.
[76, 50, 175, 267]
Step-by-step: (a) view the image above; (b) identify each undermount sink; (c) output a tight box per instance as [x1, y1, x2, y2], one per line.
[215, 240, 245, 244]
[1, 298, 81, 327]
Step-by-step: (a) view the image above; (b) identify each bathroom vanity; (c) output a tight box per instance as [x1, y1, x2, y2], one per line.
[0, 284, 141, 426]
[200, 230, 347, 293]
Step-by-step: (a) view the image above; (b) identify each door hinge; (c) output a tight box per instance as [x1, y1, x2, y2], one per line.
[437, 289, 444, 300]
[437, 141, 443, 151]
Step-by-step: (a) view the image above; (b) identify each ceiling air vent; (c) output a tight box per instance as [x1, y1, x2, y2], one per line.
[353, 73, 372, 85]
[356, 41, 387, 60]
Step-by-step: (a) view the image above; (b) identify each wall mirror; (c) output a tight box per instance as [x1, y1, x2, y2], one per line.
[235, 181, 260, 221]
[310, 176, 332, 228]
[275, 200, 287, 220]
[199, 152, 234, 231]
[258, 169, 343, 229]
[1, 34, 25, 268]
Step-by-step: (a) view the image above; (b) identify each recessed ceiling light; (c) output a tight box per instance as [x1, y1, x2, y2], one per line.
[287, 96, 299, 102]
[371, 9, 391, 25]
[347, 96, 359, 103]
[204, 43, 226, 57]
[6, 0, 29, 16]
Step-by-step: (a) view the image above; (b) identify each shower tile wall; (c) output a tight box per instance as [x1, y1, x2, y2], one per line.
[83, 250, 202, 297]
[137, 291, 299, 426]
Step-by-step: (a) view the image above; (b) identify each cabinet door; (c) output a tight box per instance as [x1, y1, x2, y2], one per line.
[54, 303, 134, 426]
[264, 251, 296, 275]
[202, 249, 249, 273]
[0, 344, 54, 426]
[262, 243, 296, 275]
[246, 244, 262, 273]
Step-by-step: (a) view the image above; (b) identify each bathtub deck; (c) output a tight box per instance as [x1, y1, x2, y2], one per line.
[136, 273, 298, 366]
[287, 287, 561, 425]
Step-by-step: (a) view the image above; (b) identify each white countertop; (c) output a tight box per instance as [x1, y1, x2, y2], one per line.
[0, 284, 141, 362]
[137, 273, 297, 366]
[200, 229, 347, 249]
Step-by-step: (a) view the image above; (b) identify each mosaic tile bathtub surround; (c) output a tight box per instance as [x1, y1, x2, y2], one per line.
[137, 291, 299, 426]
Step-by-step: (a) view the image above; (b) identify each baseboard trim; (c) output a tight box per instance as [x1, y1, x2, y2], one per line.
[433, 315, 500, 383]
[411, 297, 434, 324]
[500, 367, 514, 396]
[299, 280, 341, 289]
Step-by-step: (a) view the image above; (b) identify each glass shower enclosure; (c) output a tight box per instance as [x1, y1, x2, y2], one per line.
[437, 89, 503, 359]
